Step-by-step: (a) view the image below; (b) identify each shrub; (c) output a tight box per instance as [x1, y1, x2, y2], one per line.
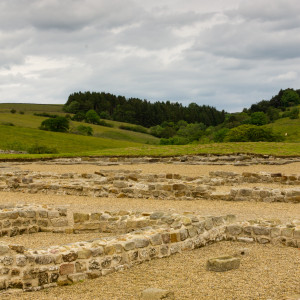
[75, 125, 93, 136]
[160, 136, 189, 145]
[27, 143, 58, 154]
[10, 109, 16, 114]
[224, 124, 283, 142]
[249, 112, 269, 125]
[119, 125, 148, 134]
[39, 117, 69, 132]
[176, 123, 205, 142]
[98, 120, 113, 127]
[72, 112, 86, 121]
[1, 122, 14, 126]
[289, 108, 299, 119]
[85, 110, 101, 124]
[213, 128, 230, 142]
[34, 112, 59, 118]
[19, 111, 24, 115]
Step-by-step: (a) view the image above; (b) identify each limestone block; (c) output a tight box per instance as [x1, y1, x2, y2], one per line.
[68, 273, 87, 283]
[73, 213, 89, 223]
[133, 237, 150, 248]
[150, 212, 164, 220]
[150, 234, 163, 246]
[206, 256, 240, 272]
[51, 218, 68, 227]
[0, 243, 9, 255]
[48, 211, 60, 219]
[59, 263, 75, 275]
[226, 225, 242, 236]
[172, 184, 186, 191]
[140, 288, 175, 300]
[252, 226, 270, 236]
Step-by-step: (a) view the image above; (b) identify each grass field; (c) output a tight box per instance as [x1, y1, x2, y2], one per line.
[0, 110, 158, 145]
[0, 103, 63, 113]
[0, 124, 141, 153]
[264, 117, 300, 142]
[0, 103, 299, 160]
[0, 142, 299, 160]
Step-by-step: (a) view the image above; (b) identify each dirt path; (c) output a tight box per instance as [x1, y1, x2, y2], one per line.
[17, 161, 300, 176]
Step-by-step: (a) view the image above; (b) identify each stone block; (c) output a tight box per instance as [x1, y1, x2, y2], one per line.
[51, 218, 68, 227]
[253, 226, 270, 236]
[73, 213, 89, 223]
[68, 273, 87, 283]
[0, 243, 9, 255]
[140, 288, 175, 300]
[226, 225, 242, 236]
[206, 256, 240, 272]
[59, 263, 74, 275]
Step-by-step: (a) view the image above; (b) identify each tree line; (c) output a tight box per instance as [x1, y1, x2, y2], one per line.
[63, 91, 226, 128]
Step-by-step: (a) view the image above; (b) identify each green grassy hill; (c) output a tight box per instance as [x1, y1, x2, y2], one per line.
[0, 103, 159, 147]
[0, 124, 141, 154]
[0, 103, 299, 159]
[264, 117, 300, 142]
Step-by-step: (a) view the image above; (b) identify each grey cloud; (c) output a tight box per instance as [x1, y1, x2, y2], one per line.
[0, 0, 300, 112]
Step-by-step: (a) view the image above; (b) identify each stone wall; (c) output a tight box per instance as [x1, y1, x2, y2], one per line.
[26, 154, 300, 166]
[225, 219, 300, 247]
[0, 211, 234, 292]
[0, 204, 68, 237]
[0, 169, 299, 203]
[72, 211, 231, 234]
[0, 204, 299, 292]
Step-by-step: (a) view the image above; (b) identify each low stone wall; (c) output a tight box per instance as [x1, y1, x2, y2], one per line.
[0, 204, 299, 293]
[0, 169, 299, 203]
[210, 171, 300, 185]
[72, 211, 230, 234]
[212, 187, 300, 203]
[225, 219, 300, 247]
[0, 204, 68, 237]
[21, 154, 300, 166]
[0, 212, 234, 292]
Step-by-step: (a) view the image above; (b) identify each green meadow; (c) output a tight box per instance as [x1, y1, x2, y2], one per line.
[0, 103, 299, 160]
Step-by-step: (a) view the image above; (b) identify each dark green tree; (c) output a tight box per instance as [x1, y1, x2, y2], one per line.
[85, 110, 100, 125]
[40, 117, 69, 132]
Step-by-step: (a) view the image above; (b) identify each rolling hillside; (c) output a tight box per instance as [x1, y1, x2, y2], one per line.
[0, 103, 159, 149]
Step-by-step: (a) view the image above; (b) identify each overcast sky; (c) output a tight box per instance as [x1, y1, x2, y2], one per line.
[1, 0, 299, 112]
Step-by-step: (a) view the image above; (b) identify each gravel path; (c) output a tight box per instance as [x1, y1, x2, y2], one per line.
[2, 242, 299, 300]
[1, 191, 299, 222]
[0, 232, 114, 249]
[17, 162, 300, 176]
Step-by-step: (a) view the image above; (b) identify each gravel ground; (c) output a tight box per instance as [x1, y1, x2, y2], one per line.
[17, 162, 300, 176]
[2, 242, 299, 300]
[1, 191, 300, 222]
[0, 232, 114, 249]
[0, 162, 299, 299]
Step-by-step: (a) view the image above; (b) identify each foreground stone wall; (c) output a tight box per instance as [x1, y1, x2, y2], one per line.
[0, 212, 234, 292]
[0, 204, 299, 293]
[0, 204, 68, 237]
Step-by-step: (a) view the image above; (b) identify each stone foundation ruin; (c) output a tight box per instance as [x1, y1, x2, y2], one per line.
[0, 155, 299, 293]
[0, 203, 299, 292]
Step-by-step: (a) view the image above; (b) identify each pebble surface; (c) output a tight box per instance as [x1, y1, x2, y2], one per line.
[0, 162, 299, 299]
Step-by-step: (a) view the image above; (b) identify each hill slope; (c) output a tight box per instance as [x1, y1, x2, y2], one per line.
[0, 104, 159, 145]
